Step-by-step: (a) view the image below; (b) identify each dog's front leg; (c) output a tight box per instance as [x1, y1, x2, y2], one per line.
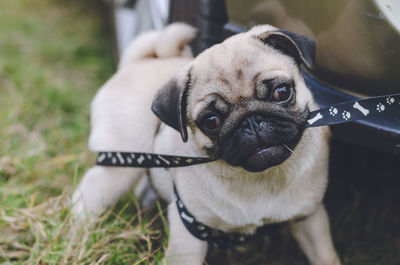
[165, 202, 208, 265]
[290, 204, 341, 265]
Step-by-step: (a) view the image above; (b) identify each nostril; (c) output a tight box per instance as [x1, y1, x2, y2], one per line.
[254, 115, 264, 124]
[240, 119, 250, 129]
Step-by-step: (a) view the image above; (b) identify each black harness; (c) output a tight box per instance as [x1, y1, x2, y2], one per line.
[173, 183, 306, 247]
[95, 94, 399, 246]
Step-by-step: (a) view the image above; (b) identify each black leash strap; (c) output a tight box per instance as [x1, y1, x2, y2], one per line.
[96, 151, 215, 168]
[305, 94, 399, 127]
[96, 94, 399, 168]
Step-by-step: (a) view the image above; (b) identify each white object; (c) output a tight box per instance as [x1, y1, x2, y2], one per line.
[353, 102, 370, 116]
[114, 0, 170, 56]
[307, 112, 323, 125]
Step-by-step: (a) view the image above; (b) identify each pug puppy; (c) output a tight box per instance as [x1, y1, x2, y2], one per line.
[72, 23, 341, 265]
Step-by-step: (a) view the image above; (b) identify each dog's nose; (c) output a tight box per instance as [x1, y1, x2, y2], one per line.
[239, 115, 267, 132]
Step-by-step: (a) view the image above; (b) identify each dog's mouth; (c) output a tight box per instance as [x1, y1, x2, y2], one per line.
[217, 113, 307, 173]
[243, 145, 291, 172]
[218, 127, 304, 172]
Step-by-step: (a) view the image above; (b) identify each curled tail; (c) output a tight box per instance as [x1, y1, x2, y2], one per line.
[118, 22, 197, 68]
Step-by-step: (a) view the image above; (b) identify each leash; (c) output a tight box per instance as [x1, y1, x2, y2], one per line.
[305, 94, 399, 127]
[96, 93, 399, 168]
[96, 151, 215, 168]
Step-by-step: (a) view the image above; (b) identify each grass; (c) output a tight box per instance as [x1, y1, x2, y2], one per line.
[0, 0, 399, 264]
[0, 0, 165, 264]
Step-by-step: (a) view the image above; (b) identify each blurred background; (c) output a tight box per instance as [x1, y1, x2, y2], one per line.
[0, 0, 398, 264]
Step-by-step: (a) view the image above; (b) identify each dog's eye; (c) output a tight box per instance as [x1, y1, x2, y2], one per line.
[271, 83, 293, 103]
[201, 115, 222, 131]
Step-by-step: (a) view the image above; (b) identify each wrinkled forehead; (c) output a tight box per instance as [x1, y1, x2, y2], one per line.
[187, 34, 301, 113]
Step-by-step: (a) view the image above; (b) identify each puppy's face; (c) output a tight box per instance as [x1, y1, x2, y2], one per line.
[152, 25, 316, 172]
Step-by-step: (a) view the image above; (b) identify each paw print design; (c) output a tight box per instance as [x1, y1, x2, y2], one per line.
[376, 103, 385, 112]
[342, 111, 351, 120]
[329, 107, 338, 116]
[386, 97, 395, 105]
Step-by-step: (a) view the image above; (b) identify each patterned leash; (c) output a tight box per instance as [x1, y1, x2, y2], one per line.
[96, 151, 215, 168]
[304, 94, 399, 127]
[96, 94, 400, 168]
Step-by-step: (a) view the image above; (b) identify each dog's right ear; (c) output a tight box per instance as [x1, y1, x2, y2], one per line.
[151, 67, 192, 142]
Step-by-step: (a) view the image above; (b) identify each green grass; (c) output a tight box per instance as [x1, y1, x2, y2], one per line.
[0, 0, 399, 264]
[0, 0, 166, 264]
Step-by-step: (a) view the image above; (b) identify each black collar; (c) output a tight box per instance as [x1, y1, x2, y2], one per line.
[173, 183, 305, 248]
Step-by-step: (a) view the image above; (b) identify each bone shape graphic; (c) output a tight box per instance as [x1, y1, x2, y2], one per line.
[116, 152, 125, 164]
[180, 211, 194, 223]
[137, 155, 145, 164]
[97, 153, 106, 163]
[307, 112, 323, 125]
[353, 102, 370, 116]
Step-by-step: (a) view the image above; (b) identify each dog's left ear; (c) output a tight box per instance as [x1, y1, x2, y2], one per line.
[151, 67, 191, 142]
[258, 30, 315, 69]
